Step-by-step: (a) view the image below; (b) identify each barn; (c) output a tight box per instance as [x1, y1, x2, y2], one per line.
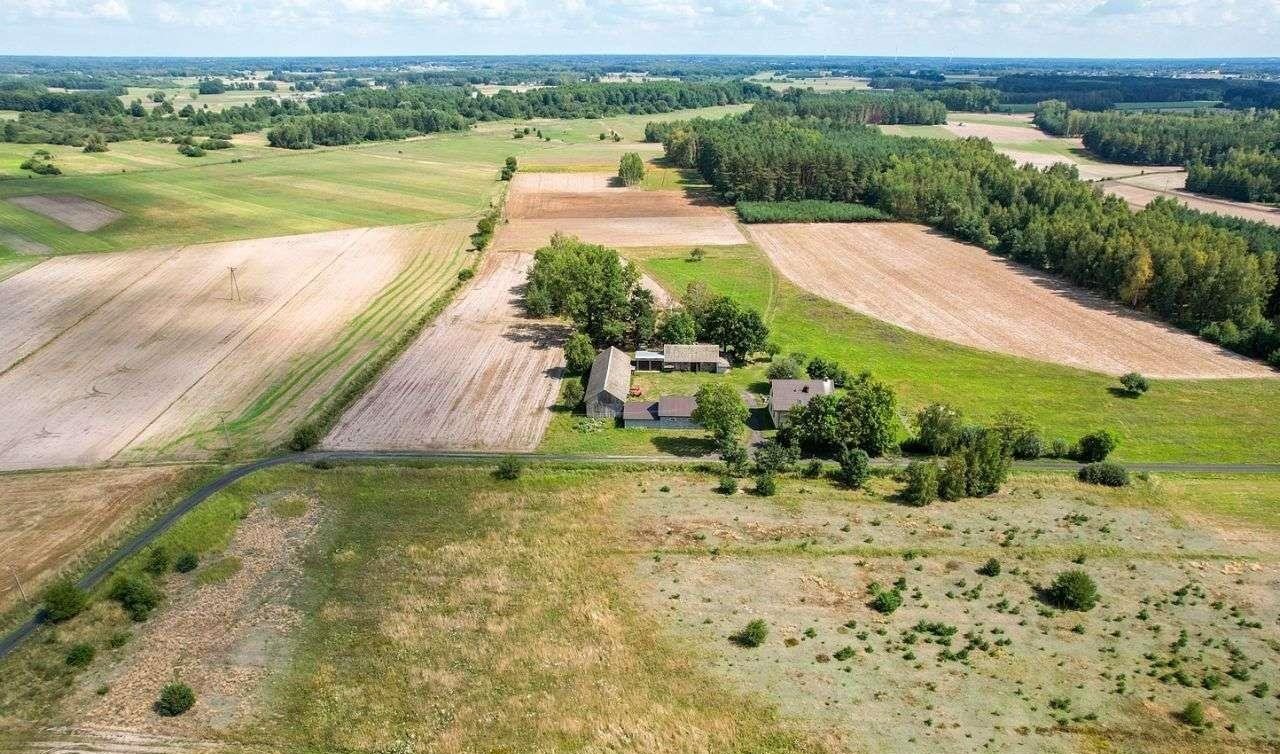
[585, 346, 633, 419]
[622, 395, 700, 429]
[663, 343, 729, 373]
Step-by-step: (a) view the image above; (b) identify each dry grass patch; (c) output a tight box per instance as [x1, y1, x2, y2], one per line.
[8, 195, 124, 232]
[746, 222, 1273, 378]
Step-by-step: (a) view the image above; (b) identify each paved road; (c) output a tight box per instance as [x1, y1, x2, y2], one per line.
[3, 449, 1278, 660]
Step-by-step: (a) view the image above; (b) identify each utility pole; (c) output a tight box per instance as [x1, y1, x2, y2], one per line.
[1, 563, 26, 605]
[228, 266, 241, 302]
[217, 411, 233, 450]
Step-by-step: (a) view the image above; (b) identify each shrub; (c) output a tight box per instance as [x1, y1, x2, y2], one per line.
[457, 268, 475, 282]
[732, 619, 769, 647]
[754, 438, 798, 475]
[834, 447, 870, 490]
[1268, 348, 1280, 369]
[765, 355, 804, 380]
[805, 356, 851, 387]
[108, 574, 163, 622]
[563, 333, 596, 375]
[869, 586, 903, 615]
[42, 578, 88, 622]
[802, 459, 824, 478]
[65, 642, 96, 668]
[977, 558, 1001, 577]
[174, 552, 199, 573]
[939, 453, 967, 501]
[1078, 462, 1129, 487]
[717, 476, 738, 495]
[901, 460, 939, 506]
[1048, 438, 1072, 458]
[689, 247, 705, 261]
[1043, 570, 1099, 611]
[494, 456, 523, 480]
[754, 473, 777, 497]
[143, 546, 171, 576]
[618, 152, 645, 186]
[915, 403, 964, 455]
[719, 441, 750, 477]
[1075, 430, 1118, 462]
[155, 682, 196, 716]
[561, 379, 585, 409]
[288, 423, 320, 451]
[1119, 372, 1150, 396]
[1179, 700, 1206, 727]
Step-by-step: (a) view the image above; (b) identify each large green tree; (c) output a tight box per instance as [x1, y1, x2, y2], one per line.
[692, 382, 748, 445]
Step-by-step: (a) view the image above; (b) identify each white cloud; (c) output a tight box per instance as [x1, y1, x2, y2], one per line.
[89, 0, 130, 18]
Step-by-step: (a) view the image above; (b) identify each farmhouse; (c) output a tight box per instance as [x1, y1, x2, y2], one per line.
[769, 379, 834, 429]
[623, 395, 700, 429]
[631, 343, 729, 373]
[585, 346, 633, 419]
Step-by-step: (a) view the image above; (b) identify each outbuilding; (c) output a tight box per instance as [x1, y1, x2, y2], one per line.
[662, 343, 729, 373]
[585, 346, 633, 419]
[768, 379, 834, 429]
[623, 395, 700, 429]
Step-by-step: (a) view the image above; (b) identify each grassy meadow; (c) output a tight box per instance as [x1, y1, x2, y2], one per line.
[538, 244, 1280, 464]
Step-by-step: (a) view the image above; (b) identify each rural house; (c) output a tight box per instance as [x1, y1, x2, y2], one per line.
[768, 379, 834, 429]
[632, 343, 729, 373]
[585, 346, 633, 419]
[622, 395, 700, 429]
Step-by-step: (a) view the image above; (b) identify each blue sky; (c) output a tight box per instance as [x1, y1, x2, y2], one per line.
[3, 0, 1278, 58]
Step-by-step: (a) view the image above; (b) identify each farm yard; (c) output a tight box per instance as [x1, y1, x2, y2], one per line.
[0, 222, 470, 469]
[325, 250, 569, 452]
[745, 222, 1273, 378]
[493, 170, 746, 250]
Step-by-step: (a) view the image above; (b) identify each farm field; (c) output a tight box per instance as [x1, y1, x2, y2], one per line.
[4, 464, 1278, 753]
[0, 137, 274, 179]
[0, 222, 470, 469]
[325, 250, 568, 452]
[745, 222, 1272, 378]
[494, 170, 746, 250]
[608, 244, 1280, 464]
[0, 466, 197, 614]
[0, 105, 748, 257]
[1102, 173, 1280, 227]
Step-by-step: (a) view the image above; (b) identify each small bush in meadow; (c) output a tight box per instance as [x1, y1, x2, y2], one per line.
[803, 459, 824, 478]
[42, 578, 88, 622]
[1074, 430, 1118, 462]
[174, 552, 199, 573]
[155, 682, 196, 717]
[901, 460, 940, 506]
[977, 558, 1001, 577]
[1043, 570, 1099, 612]
[1078, 462, 1129, 487]
[288, 423, 320, 451]
[868, 585, 903, 615]
[143, 546, 171, 576]
[1179, 700, 1206, 727]
[732, 619, 769, 647]
[494, 456, 523, 480]
[754, 473, 777, 497]
[835, 447, 870, 490]
[108, 574, 163, 622]
[716, 476, 738, 495]
[1118, 372, 1149, 396]
[65, 642, 96, 669]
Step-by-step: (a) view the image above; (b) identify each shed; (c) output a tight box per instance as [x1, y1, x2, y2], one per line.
[663, 343, 728, 373]
[623, 394, 701, 429]
[633, 349, 665, 372]
[585, 347, 633, 419]
[768, 379, 834, 429]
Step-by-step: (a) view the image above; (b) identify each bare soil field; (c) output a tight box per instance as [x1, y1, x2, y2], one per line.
[0, 230, 50, 255]
[629, 473, 1280, 754]
[943, 113, 1048, 143]
[1103, 174, 1280, 227]
[325, 251, 569, 452]
[494, 171, 746, 250]
[0, 466, 189, 612]
[746, 222, 1274, 378]
[0, 223, 467, 470]
[8, 194, 124, 232]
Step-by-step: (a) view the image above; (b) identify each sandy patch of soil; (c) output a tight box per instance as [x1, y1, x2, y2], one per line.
[8, 195, 124, 232]
[0, 224, 462, 471]
[746, 222, 1274, 378]
[325, 251, 569, 452]
[72, 499, 318, 736]
[0, 230, 50, 255]
[943, 118, 1050, 143]
[0, 466, 187, 612]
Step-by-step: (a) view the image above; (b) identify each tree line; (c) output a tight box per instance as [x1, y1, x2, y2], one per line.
[747, 89, 946, 126]
[652, 110, 1279, 363]
[995, 74, 1280, 111]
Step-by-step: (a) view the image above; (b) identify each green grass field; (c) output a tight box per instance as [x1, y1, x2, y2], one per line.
[565, 244, 1280, 465]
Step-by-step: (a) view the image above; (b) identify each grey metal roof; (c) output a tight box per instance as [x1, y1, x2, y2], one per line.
[634, 349, 664, 361]
[623, 401, 659, 421]
[663, 343, 720, 363]
[586, 346, 632, 401]
[658, 395, 697, 418]
[769, 379, 835, 413]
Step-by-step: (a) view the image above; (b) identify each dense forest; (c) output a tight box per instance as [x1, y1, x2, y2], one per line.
[995, 74, 1280, 110]
[653, 109, 1279, 362]
[865, 78, 1002, 111]
[745, 89, 946, 126]
[1186, 151, 1280, 203]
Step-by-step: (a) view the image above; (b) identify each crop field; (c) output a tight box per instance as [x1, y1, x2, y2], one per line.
[494, 170, 746, 250]
[1102, 174, 1280, 227]
[0, 466, 194, 614]
[326, 251, 569, 452]
[745, 222, 1271, 378]
[0, 222, 469, 469]
[5, 464, 1277, 754]
[610, 244, 1280, 464]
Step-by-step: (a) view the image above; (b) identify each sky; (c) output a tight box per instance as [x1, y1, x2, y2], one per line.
[3, 0, 1279, 59]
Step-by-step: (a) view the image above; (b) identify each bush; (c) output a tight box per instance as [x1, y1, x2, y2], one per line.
[174, 552, 199, 573]
[869, 586, 903, 614]
[805, 356, 851, 387]
[802, 459, 825, 478]
[155, 682, 196, 716]
[1043, 570, 1099, 611]
[618, 152, 645, 186]
[1179, 700, 1206, 727]
[1078, 462, 1129, 487]
[915, 403, 964, 455]
[754, 472, 777, 497]
[901, 460, 939, 506]
[1119, 372, 1150, 396]
[108, 574, 163, 622]
[457, 268, 475, 282]
[732, 619, 769, 647]
[1268, 348, 1280, 369]
[563, 333, 596, 375]
[65, 642, 96, 669]
[143, 546, 171, 576]
[561, 379, 585, 409]
[754, 438, 798, 475]
[42, 578, 88, 622]
[288, 423, 320, 451]
[717, 476, 738, 495]
[1048, 438, 1072, 458]
[719, 441, 750, 477]
[765, 356, 804, 380]
[977, 558, 1001, 577]
[494, 456, 523, 480]
[1075, 430, 1119, 462]
[834, 447, 870, 490]
[939, 453, 967, 501]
